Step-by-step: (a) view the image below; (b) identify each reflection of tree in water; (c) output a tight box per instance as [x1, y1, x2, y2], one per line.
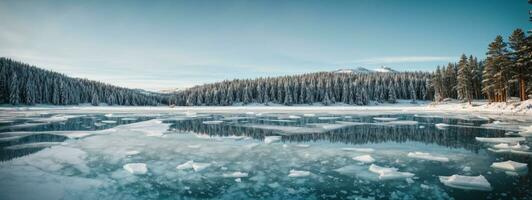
[168, 116, 505, 152]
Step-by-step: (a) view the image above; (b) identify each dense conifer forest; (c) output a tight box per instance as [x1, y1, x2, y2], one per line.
[0, 58, 166, 106]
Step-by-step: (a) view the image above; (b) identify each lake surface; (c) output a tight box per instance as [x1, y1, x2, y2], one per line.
[0, 111, 531, 199]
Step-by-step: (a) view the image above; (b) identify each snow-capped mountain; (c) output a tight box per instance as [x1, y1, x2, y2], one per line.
[334, 67, 373, 74]
[334, 66, 397, 74]
[374, 66, 398, 73]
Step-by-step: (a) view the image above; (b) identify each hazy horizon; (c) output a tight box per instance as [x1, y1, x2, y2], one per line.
[0, 0, 529, 90]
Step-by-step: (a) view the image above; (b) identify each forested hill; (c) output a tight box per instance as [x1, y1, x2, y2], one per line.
[0, 58, 167, 106]
[172, 71, 433, 106]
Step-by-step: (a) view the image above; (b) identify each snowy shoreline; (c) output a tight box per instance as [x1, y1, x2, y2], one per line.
[0, 100, 531, 115]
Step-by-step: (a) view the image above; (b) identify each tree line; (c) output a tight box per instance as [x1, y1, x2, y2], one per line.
[171, 72, 433, 106]
[0, 58, 167, 106]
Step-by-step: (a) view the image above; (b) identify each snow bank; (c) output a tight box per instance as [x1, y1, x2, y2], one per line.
[368, 164, 414, 180]
[407, 152, 449, 162]
[288, 169, 311, 177]
[491, 160, 528, 171]
[123, 163, 148, 175]
[439, 175, 492, 191]
[352, 155, 375, 163]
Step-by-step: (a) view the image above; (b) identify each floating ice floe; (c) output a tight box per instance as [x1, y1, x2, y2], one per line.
[264, 136, 282, 144]
[475, 137, 525, 144]
[307, 123, 349, 130]
[176, 160, 194, 170]
[373, 117, 398, 121]
[463, 166, 471, 172]
[491, 160, 528, 171]
[419, 125, 425, 129]
[123, 163, 148, 175]
[33, 115, 84, 123]
[223, 171, 249, 178]
[176, 160, 211, 172]
[101, 120, 117, 124]
[493, 143, 529, 151]
[439, 175, 492, 191]
[342, 147, 375, 153]
[288, 115, 301, 119]
[288, 169, 311, 177]
[294, 144, 310, 148]
[125, 150, 140, 156]
[303, 113, 316, 117]
[192, 162, 211, 172]
[487, 148, 532, 155]
[318, 116, 341, 120]
[121, 118, 138, 121]
[382, 120, 418, 125]
[202, 120, 223, 125]
[352, 155, 375, 163]
[435, 123, 450, 130]
[407, 152, 450, 162]
[368, 164, 414, 180]
[4, 142, 62, 150]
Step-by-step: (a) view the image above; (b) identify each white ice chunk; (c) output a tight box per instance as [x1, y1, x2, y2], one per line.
[187, 145, 201, 149]
[318, 116, 340, 120]
[342, 147, 375, 153]
[463, 166, 471, 172]
[288, 115, 301, 119]
[125, 150, 140, 156]
[373, 117, 398, 121]
[123, 163, 147, 175]
[491, 160, 528, 171]
[352, 155, 375, 163]
[382, 120, 418, 125]
[435, 123, 450, 130]
[475, 137, 525, 144]
[439, 175, 492, 191]
[369, 164, 414, 180]
[288, 169, 311, 177]
[407, 152, 450, 162]
[223, 171, 249, 178]
[264, 136, 282, 144]
[202, 120, 223, 125]
[493, 143, 529, 150]
[192, 162, 211, 172]
[176, 160, 194, 170]
[303, 113, 316, 117]
[295, 144, 310, 148]
[101, 120, 117, 124]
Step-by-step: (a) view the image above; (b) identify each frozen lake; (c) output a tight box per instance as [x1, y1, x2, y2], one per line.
[0, 110, 531, 199]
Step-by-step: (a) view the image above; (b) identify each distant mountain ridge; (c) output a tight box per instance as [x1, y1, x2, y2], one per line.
[333, 66, 397, 74]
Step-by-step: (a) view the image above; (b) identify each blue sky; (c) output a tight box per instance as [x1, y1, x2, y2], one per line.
[0, 0, 529, 90]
